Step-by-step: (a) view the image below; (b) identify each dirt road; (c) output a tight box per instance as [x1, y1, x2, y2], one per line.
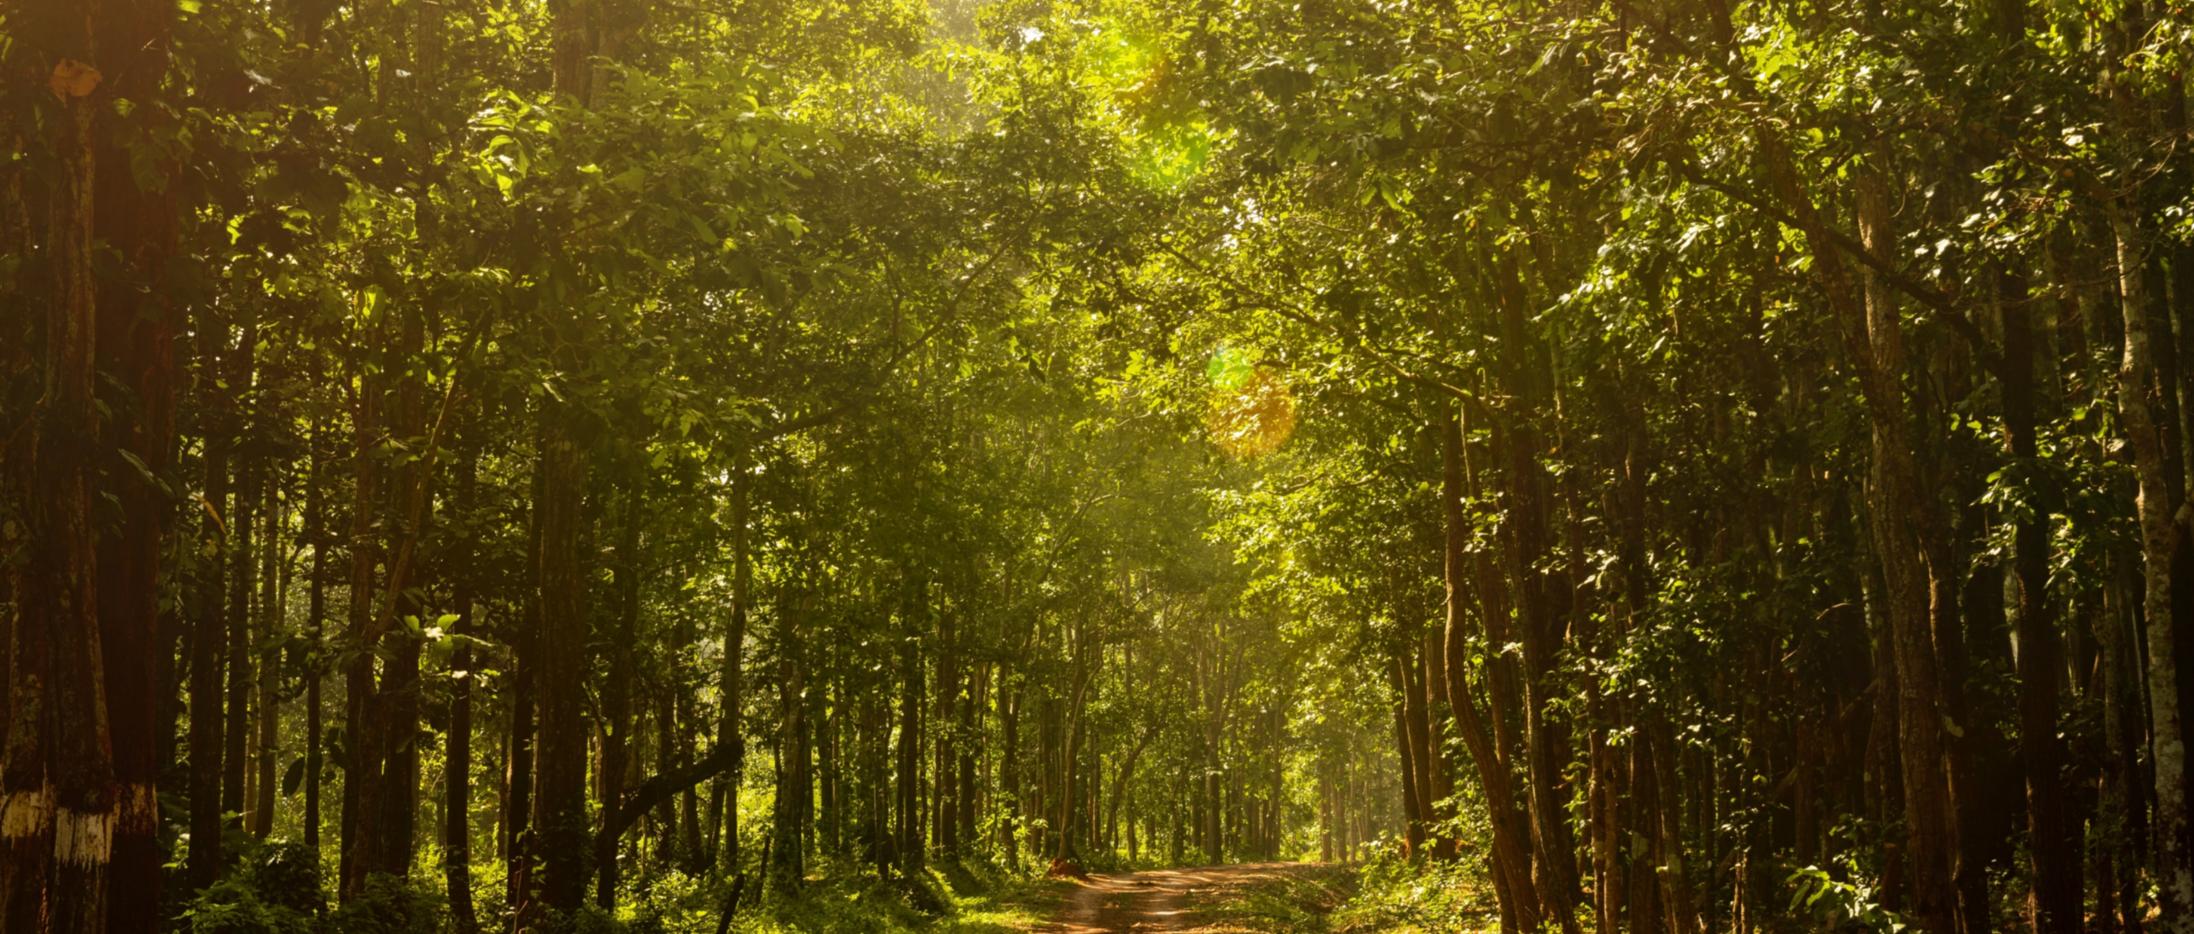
[1033, 862, 1330, 933]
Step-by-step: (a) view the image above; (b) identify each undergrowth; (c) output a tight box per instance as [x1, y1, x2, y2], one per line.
[1191, 864, 1358, 933]
[723, 858, 1066, 933]
[180, 839, 1070, 934]
[1327, 847, 1503, 934]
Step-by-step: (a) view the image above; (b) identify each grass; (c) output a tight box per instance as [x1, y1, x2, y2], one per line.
[1324, 856, 1504, 934]
[1186, 864, 1360, 933]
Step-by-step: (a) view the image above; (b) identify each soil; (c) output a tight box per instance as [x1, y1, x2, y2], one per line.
[1032, 862, 1329, 933]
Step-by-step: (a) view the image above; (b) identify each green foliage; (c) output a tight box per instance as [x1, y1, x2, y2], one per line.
[1192, 865, 1356, 933]
[1328, 850, 1497, 934]
[184, 881, 315, 934]
[322, 876, 445, 934]
[1786, 863, 1911, 933]
[181, 840, 324, 934]
[716, 861, 1054, 933]
[618, 868, 721, 934]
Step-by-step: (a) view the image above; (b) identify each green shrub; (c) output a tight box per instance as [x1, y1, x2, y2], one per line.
[323, 874, 444, 934]
[184, 879, 316, 934]
[182, 839, 324, 934]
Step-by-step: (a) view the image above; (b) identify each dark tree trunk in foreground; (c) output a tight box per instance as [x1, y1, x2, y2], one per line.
[525, 0, 597, 920]
[2, 4, 138, 924]
[87, 0, 180, 920]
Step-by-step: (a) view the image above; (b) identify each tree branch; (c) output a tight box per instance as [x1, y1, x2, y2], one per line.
[595, 742, 739, 856]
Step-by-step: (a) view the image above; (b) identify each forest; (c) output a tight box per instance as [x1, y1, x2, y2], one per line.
[4, 0, 2193, 931]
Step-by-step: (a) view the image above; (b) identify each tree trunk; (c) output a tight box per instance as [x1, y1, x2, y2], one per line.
[188, 314, 231, 892]
[1440, 407, 1542, 931]
[2000, 261, 2079, 933]
[3, 16, 120, 922]
[88, 0, 181, 916]
[447, 433, 480, 934]
[304, 415, 327, 852]
[1487, 235, 1583, 933]
[1418, 627, 1457, 861]
[596, 485, 642, 909]
[504, 504, 537, 919]
[250, 471, 281, 838]
[999, 678, 1022, 867]
[224, 318, 257, 822]
[896, 579, 927, 876]
[713, 452, 751, 874]
[1737, 104, 1964, 929]
[528, 416, 590, 923]
[339, 324, 382, 898]
[958, 662, 981, 852]
[1391, 650, 1428, 858]
[528, 0, 598, 918]
[2110, 196, 2192, 932]
[767, 593, 809, 891]
[937, 606, 960, 857]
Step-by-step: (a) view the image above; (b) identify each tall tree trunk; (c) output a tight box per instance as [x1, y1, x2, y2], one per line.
[999, 678, 1022, 868]
[1976, 2, 2081, 927]
[304, 415, 327, 853]
[596, 485, 642, 909]
[224, 319, 257, 821]
[895, 580, 926, 876]
[713, 451, 751, 874]
[2110, 195, 2192, 931]
[504, 499, 537, 923]
[528, 0, 597, 919]
[1104, 720, 1151, 853]
[1057, 624, 1093, 864]
[768, 591, 809, 891]
[251, 471, 281, 838]
[1417, 626, 1457, 860]
[87, 0, 180, 917]
[529, 416, 590, 923]
[1736, 97, 1964, 927]
[1487, 234, 1583, 933]
[2, 12, 120, 922]
[188, 315, 231, 892]
[339, 322, 382, 897]
[957, 661, 981, 852]
[1391, 650, 1427, 858]
[1440, 407, 1542, 931]
[447, 430, 480, 934]
[1855, 163, 1974, 934]
[935, 607, 958, 857]
[2001, 262, 2079, 933]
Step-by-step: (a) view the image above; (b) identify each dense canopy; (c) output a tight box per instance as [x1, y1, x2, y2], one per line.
[4, 0, 2193, 932]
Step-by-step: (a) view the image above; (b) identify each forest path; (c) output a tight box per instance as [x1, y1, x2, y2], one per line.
[1031, 862, 1330, 932]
